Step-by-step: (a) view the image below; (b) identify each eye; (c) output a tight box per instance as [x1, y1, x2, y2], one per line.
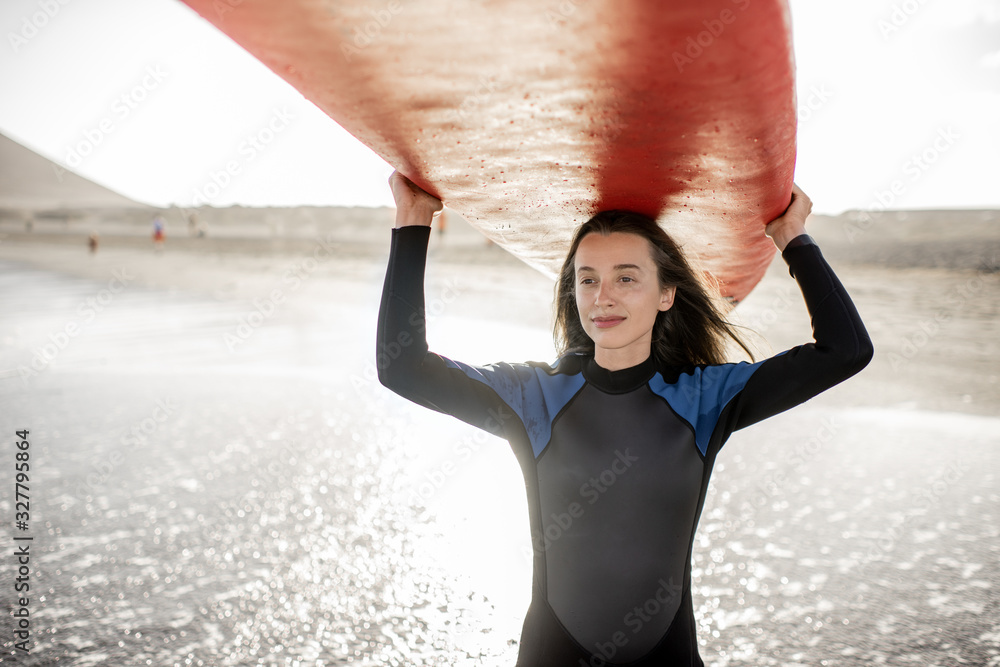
[579, 277, 595, 285]
[620, 276, 635, 283]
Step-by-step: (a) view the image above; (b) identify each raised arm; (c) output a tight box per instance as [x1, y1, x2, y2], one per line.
[727, 184, 875, 430]
[376, 172, 527, 440]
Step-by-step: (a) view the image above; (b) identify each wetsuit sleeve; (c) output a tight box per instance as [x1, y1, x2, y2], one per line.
[724, 235, 875, 432]
[376, 225, 521, 439]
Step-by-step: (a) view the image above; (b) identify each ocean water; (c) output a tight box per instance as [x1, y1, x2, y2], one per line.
[0, 258, 997, 666]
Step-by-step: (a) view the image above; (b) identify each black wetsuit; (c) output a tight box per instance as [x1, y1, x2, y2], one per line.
[377, 226, 873, 666]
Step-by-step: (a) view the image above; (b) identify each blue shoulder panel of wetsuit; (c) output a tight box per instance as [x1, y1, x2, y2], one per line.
[442, 356, 586, 457]
[648, 360, 769, 455]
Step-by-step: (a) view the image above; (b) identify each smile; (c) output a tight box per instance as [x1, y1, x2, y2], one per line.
[593, 316, 625, 329]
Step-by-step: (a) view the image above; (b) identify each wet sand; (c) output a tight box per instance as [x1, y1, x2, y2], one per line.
[0, 212, 997, 666]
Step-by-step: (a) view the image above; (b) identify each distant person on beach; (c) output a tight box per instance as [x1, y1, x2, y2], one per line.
[186, 210, 206, 237]
[152, 215, 165, 250]
[88, 232, 99, 254]
[377, 171, 873, 666]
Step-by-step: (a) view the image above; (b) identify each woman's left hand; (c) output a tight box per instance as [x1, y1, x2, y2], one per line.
[389, 170, 443, 228]
[765, 183, 812, 251]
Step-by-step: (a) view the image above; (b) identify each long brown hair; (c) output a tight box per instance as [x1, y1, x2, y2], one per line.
[553, 210, 755, 367]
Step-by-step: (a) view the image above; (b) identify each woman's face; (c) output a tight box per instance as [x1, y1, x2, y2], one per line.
[574, 231, 676, 370]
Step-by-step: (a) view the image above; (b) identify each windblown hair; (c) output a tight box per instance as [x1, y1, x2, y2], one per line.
[553, 210, 755, 367]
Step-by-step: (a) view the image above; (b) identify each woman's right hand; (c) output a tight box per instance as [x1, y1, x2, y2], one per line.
[389, 170, 443, 228]
[765, 183, 812, 251]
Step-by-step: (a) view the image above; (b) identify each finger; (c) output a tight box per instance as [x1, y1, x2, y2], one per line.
[790, 183, 811, 209]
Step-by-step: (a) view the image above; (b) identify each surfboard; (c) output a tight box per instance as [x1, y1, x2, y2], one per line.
[181, 0, 796, 303]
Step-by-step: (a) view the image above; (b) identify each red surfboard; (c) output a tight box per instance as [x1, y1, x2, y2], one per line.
[182, 0, 796, 303]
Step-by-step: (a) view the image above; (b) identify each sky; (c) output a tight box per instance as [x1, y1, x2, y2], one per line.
[0, 0, 998, 214]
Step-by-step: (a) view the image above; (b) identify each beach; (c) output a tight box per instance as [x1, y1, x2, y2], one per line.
[0, 208, 997, 666]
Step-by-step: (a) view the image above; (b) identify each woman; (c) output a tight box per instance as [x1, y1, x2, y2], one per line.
[377, 171, 873, 666]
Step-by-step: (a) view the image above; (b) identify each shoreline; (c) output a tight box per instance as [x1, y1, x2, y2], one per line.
[1, 220, 998, 419]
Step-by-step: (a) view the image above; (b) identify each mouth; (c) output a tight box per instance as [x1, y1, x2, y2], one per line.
[592, 316, 625, 329]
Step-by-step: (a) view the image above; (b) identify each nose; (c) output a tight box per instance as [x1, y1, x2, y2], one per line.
[595, 280, 614, 307]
